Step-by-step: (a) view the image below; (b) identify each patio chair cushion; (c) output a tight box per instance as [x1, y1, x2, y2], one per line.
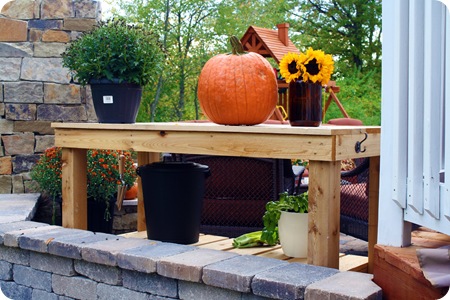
[341, 183, 368, 220]
[328, 118, 363, 126]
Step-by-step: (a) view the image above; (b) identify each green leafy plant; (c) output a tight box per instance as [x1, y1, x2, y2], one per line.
[31, 147, 137, 221]
[233, 191, 308, 248]
[260, 191, 308, 246]
[62, 17, 163, 86]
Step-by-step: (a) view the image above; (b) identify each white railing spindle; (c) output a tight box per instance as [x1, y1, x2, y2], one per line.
[407, 0, 425, 214]
[422, 0, 443, 220]
[445, 6, 450, 222]
[391, 0, 409, 209]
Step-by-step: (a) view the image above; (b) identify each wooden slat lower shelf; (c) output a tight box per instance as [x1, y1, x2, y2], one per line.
[120, 231, 368, 272]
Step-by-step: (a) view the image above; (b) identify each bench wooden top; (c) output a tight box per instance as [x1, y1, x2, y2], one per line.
[52, 122, 381, 161]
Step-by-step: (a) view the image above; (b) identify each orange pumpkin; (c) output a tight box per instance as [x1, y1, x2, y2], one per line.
[124, 182, 138, 199]
[198, 36, 278, 125]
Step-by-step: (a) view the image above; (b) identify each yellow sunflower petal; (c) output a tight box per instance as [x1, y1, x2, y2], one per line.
[279, 48, 334, 85]
[279, 52, 302, 83]
[298, 47, 334, 85]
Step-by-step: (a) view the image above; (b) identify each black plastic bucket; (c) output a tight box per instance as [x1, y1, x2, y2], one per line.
[137, 162, 210, 244]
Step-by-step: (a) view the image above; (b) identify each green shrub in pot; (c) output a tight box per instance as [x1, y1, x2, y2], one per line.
[62, 17, 163, 86]
[62, 18, 163, 123]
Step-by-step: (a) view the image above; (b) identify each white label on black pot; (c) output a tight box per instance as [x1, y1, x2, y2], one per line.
[103, 96, 113, 104]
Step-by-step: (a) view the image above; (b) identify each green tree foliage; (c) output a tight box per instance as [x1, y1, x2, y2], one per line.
[118, 0, 223, 121]
[213, 0, 293, 49]
[287, 0, 381, 77]
[323, 70, 381, 125]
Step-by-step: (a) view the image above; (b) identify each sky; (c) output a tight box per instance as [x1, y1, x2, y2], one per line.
[0, 0, 8, 10]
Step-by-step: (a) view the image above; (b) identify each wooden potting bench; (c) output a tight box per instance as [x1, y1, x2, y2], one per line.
[52, 122, 381, 269]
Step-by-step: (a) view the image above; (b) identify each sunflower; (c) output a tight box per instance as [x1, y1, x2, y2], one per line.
[279, 52, 302, 83]
[298, 48, 334, 85]
[279, 48, 334, 86]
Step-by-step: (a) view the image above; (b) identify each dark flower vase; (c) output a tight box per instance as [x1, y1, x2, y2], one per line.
[288, 80, 322, 127]
[87, 197, 116, 233]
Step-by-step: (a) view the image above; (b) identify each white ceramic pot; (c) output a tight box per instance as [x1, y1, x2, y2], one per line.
[278, 211, 308, 258]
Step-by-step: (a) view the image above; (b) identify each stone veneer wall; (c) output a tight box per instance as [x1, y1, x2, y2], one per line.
[0, 221, 383, 300]
[0, 0, 100, 194]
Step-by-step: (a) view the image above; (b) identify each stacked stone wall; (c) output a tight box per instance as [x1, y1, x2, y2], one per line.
[0, 221, 383, 300]
[0, 0, 100, 194]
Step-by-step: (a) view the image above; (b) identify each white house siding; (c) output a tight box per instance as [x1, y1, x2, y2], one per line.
[379, 0, 450, 246]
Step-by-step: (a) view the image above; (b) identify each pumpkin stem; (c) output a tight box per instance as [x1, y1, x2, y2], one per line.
[230, 36, 245, 55]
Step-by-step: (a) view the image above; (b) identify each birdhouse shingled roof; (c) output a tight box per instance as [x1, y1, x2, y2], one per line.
[240, 23, 300, 64]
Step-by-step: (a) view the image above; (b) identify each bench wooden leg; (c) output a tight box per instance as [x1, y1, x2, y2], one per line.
[368, 156, 380, 273]
[307, 160, 341, 268]
[62, 148, 87, 229]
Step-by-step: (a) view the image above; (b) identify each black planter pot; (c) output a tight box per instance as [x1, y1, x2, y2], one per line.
[53, 196, 62, 226]
[90, 78, 142, 123]
[87, 196, 116, 233]
[32, 195, 62, 226]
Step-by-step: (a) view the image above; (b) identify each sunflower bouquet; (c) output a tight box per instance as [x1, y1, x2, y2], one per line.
[279, 48, 334, 85]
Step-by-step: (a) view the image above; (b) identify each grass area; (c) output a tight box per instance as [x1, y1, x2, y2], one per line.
[324, 71, 381, 126]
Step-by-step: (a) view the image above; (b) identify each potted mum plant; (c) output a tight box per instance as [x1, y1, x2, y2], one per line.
[31, 147, 137, 233]
[279, 48, 334, 127]
[62, 17, 163, 123]
[31, 147, 62, 225]
[86, 149, 136, 233]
